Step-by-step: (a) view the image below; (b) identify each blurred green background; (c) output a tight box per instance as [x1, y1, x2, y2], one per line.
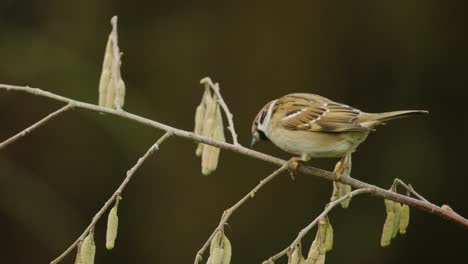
[0, 0, 467, 263]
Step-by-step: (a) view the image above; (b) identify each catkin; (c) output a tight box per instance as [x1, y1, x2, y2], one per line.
[99, 36, 113, 106]
[80, 231, 96, 264]
[74, 242, 82, 264]
[209, 248, 224, 264]
[207, 231, 231, 264]
[307, 239, 321, 261]
[399, 204, 410, 234]
[325, 222, 334, 252]
[98, 28, 126, 109]
[289, 244, 302, 264]
[380, 212, 395, 247]
[106, 205, 119, 250]
[392, 203, 402, 239]
[221, 234, 232, 264]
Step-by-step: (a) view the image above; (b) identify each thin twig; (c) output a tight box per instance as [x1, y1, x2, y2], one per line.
[110, 16, 122, 109]
[195, 164, 288, 263]
[0, 103, 73, 150]
[270, 188, 373, 261]
[200, 77, 240, 145]
[392, 178, 429, 202]
[0, 83, 467, 229]
[49, 132, 172, 264]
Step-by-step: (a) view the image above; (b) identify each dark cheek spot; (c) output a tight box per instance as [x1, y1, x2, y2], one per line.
[258, 130, 270, 141]
[259, 110, 267, 124]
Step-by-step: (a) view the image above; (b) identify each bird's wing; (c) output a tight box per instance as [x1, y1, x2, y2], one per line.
[277, 93, 370, 132]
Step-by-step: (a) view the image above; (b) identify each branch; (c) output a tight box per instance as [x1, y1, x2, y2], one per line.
[194, 164, 288, 263]
[269, 188, 373, 261]
[0, 103, 73, 150]
[49, 131, 172, 264]
[1, 84, 467, 230]
[200, 77, 240, 145]
[392, 178, 428, 202]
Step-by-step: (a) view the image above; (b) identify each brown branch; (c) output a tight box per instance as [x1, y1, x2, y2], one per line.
[49, 132, 172, 264]
[0, 103, 73, 150]
[200, 77, 240, 145]
[194, 164, 288, 263]
[0, 83, 466, 247]
[392, 178, 429, 202]
[269, 188, 373, 261]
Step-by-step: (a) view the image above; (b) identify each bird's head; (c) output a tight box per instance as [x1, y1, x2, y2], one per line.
[251, 100, 276, 147]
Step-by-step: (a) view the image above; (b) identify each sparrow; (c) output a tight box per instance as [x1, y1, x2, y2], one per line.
[251, 93, 428, 164]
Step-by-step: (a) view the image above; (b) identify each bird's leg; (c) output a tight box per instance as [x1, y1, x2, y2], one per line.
[286, 154, 311, 180]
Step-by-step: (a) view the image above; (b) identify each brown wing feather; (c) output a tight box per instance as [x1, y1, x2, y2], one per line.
[277, 94, 370, 133]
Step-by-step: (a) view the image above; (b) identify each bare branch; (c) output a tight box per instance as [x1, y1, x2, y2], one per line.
[49, 132, 172, 264]
[392, 178, 429, 202]
[200, 77, 240, 145]
[0, 84, 467, 230]
[195, 164, 288, 263]
[0, 103, 73, 150]
[270, 188, 373, 261]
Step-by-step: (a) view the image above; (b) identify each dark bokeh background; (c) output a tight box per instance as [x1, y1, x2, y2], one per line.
[1, 1, 467, 263]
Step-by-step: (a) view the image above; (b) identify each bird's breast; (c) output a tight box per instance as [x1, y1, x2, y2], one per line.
[268, 129, 369, 158]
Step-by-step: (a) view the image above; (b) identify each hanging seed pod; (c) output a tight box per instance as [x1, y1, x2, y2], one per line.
[392, 203, 402, 239]
[306, 239, 321, 261]
[221, 234, 232, 264]
[210, 230, 223, 254]
[106, 197, 120, 250]
[196, 88, 212, 156]
[201, 93, 218, 175]
[99, 36, 113, 106]
[380, 211, 395, 247]
[194, 91, 208, 135]
[315, 253, 326, 264]
[384, 199, 395, 214]
[202, 105, 224, 175]
[339, 184, 352, 208]
[208, 248, 224, 264]
[117, 77, 126, 108]
[399, 204, 410, 235]
[74, 241, 83, 264]
[289, 243, 302, 264]
[317, 218, 328, 244]
[99, 30, 126, 109]
[330, 181, 341, 202]
[80, 230, 96, 264]
[324, 222, 334, 252]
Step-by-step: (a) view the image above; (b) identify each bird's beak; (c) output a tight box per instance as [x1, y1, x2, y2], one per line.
[251, 132, 260, 147]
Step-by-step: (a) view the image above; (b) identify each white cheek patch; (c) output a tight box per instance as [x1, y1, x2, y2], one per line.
[258, 99, 277, 133]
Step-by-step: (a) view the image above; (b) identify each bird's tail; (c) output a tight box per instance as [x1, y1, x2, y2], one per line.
[361, 110, 428, 128]
[373, 110, 429, 122]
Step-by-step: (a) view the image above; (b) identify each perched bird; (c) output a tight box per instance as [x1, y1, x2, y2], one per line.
[251, 93, 428, 171]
